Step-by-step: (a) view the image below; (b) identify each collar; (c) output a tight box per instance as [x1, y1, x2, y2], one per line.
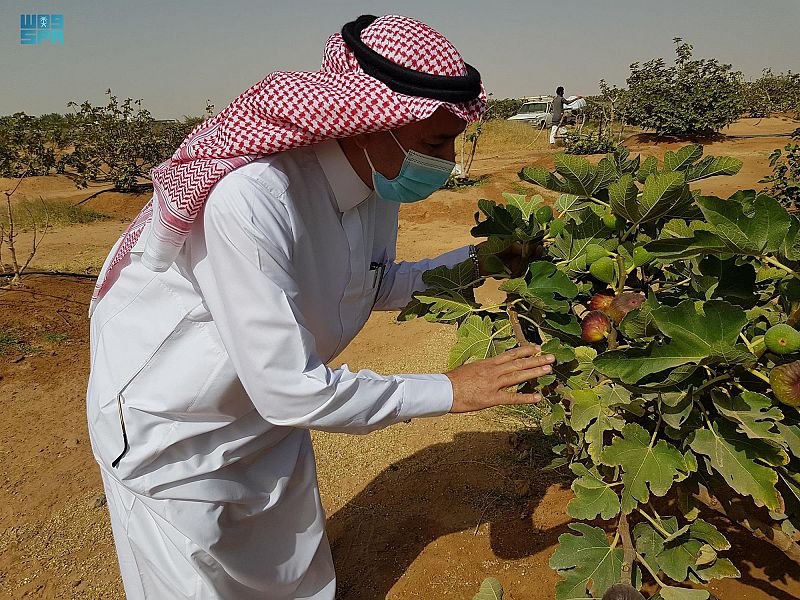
[312, 138, 373, 212]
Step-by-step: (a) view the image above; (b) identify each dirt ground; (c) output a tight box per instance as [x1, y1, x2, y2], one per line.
[1, 117, 799, 599]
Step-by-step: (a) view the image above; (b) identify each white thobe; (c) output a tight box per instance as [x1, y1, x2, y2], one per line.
[86, 138, 471, 599]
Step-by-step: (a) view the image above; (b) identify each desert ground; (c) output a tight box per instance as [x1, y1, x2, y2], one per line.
[1, 117, 799, 599]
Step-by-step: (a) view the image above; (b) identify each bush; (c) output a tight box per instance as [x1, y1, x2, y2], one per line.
[742, 69, 800, 118]
[623, 39, 744, 137]
[563, 132, 619, 155]
[761, 129, 800, 209]
[402, 144, 800, 598]
[485, 98, 524, 121]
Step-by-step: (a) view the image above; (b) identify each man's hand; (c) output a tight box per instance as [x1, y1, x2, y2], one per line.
[445, 344, 556, 413]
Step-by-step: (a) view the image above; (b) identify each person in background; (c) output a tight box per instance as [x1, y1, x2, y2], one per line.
[550, 85, 584, 146]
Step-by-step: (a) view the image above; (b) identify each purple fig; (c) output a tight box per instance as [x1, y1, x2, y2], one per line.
[606, 292, 645, 323]
[581, 311, 611, 342]
[770, 361, 800, 407]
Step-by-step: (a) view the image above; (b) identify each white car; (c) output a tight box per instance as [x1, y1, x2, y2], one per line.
[507, 96, 586, 127]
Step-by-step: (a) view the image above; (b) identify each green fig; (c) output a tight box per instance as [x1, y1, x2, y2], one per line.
[584, 243, 610, 265]
[549, 218, 565, 236]
[535, 205, 554, 224]
[589, 256, 616, 284]
[770, 360, 800, 406]
[581, 311, 611, 342]
[602, 212, 625, 231]
[764, 324, 800, 355]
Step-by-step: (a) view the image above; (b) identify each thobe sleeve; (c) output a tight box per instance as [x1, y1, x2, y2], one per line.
[193, 175, 454, 434]
[371, 245, 472, 311]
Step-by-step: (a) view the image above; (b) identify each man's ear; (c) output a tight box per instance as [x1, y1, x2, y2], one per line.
[351, 132, 372, 150]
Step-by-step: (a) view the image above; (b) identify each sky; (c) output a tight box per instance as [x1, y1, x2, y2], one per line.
[2, 0, 799, 119]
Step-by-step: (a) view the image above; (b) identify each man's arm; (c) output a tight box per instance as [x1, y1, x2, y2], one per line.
[193, 175, 455, 434]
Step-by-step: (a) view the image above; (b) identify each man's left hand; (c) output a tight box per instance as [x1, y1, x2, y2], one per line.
[476, 240, 541, 278]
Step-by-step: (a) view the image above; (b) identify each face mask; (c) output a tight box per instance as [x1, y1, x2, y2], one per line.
[363, 131, 455, 203]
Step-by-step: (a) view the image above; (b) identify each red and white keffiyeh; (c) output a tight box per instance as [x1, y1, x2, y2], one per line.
[91, 14, 485, 308]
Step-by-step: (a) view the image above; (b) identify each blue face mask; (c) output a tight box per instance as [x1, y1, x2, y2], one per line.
[364, 131, 455, 203]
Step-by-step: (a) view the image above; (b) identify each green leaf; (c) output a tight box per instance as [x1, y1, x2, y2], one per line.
[685, 155, 743, 182]
[635, 171, 693, 224]
[777, 423, 800, 458]
[659, 586, 709, 600]
[712, 391, 784, 444]
[473, 577, 503, 600]
[422, 260, 480, 292]
[570, 389, 625, 462]
[555, 193, 590, 217]
[554, 153, 599, 198]
[550, 212, 610, 275]
[503, 192, 541, 223]
[663, 144, 704, 172]
[695, 194, 790, 255]
[499, 262, 578, 313]
[448, 316, 516, 369]
[549, 523, 623, 600]
[567, 463, 621, 520]
[541, 401, 567, 435]
[519, 165, 572, 194]
[594, 300, 754, 384]
[619, 295, 660, 340]
[689, 421, 781, 510]
[541, 338, 577, 364]
[693, 558, 740, 582]
[471, 199, 519, 237]
[415, 291, 478, 322]
[638, 155, 659, 183]
[608, 174, 640, 223]
[645, 230, 726, 261]
[698, 256, 756, 304]
[601, 423, 687, 513]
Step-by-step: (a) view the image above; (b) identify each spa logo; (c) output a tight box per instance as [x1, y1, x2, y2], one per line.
[20, 14, 64, 45]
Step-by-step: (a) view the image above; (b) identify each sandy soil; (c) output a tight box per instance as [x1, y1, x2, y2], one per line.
[1, 118, 799, 599]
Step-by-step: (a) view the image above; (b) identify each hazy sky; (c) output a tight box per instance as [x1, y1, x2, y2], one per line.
[2, 0, 798, 119]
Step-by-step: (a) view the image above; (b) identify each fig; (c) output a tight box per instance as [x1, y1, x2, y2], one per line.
[585, 244, 609, 265]
[581, 311, 611, 342]
[606, 292, 646, 323]
[764, 324, 800, 355]
[770, 360, 800, 406]
[535, 205, 554, 224]
[633, 246, 652, 267]
[549, 218, 566, 236]
[590, 256, 616, 284]
[589, 293, 614, 312]
[602, 212, 625, 231]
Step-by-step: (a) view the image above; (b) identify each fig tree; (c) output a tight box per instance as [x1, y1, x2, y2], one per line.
[764, 324, 800, 355]
[581, 311, 611, 342]
[589, 256, 616, 284]
[770, 360, 800, 406]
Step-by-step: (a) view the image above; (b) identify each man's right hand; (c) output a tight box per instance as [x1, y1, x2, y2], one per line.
[445, 345, 556, 413]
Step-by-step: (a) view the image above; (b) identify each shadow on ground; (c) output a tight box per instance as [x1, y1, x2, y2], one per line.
[326, 430, 568, 599]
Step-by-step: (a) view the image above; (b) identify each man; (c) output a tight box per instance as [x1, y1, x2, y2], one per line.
[550, 85, 584, 146]
[86, 15, 555, 599]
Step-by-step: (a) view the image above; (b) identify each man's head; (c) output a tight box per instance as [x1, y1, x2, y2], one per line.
[556, 86, 565, 97]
